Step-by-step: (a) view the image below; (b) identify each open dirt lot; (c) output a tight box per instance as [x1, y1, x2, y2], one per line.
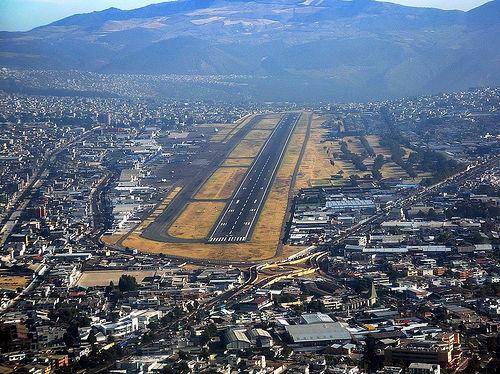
[168, 201, 226, 240]
[195, 167, 247, 200]
[0, 275, 28, 291]
[77, 270, 163, 287]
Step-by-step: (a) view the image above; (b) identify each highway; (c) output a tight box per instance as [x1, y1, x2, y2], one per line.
[208, 113, 300, 243]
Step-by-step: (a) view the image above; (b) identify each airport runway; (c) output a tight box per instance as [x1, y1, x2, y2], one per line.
[208, 113, 300, 243]
[141, 115, 264, 243]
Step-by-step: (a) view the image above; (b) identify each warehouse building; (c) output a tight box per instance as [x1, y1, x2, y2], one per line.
[285, 322, 351, 347]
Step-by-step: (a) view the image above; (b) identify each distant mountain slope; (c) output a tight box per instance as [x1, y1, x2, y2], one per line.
[0, 0, 498, 101]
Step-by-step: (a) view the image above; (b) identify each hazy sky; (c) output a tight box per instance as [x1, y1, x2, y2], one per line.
[0, 0, 492, 31]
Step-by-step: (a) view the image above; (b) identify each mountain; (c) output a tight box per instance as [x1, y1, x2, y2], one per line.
[0, 0, 499, 101]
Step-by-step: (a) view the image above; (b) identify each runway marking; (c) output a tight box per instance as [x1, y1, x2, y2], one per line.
[209, 113, 300, 244]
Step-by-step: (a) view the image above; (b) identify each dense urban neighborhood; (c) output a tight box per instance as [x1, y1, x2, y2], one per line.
[0, 75, 498, 374]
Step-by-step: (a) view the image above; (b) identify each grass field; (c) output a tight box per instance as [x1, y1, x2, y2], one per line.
[296, 116, 364, 188]
[254, 114, 282, 130]
[122, 112, 309, 262]
[77, 270, 163, 287]
[381, 162, 410, 179]
[228, 115, 282, 158]
[223, 158, 254, 167]
[229, 139, 266, 158]
[101, 234, 123, 246]
[245, 129, 273, 141]
[295, 125, 335, 188]
[366, 135, 428, 179]
[344, 136, 365, 155]
[0, 275, 28, 291]
[365, 135, 393, 157]
[168, 201, 225, 240]
[195, 167, 247, 200]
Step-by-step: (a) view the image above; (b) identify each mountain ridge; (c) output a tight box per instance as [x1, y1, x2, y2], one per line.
[0, 0, 498, 101]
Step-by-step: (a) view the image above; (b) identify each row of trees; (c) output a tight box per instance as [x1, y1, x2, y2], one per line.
[411, 149, 463, 183]
[379, 136, 417, 178]
[339, 137, 387, 180]
[339, 140, 368, 172]
[371, 154, 385, 180]
[359, 136, 376, 157]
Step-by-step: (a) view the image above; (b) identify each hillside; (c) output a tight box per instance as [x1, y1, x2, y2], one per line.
[0, 0, 498, 101]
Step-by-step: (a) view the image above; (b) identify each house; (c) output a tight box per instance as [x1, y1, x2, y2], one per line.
[223, 328, 252, 351]
[247, 328, 273, 348]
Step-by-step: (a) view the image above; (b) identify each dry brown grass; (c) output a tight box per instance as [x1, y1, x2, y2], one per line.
[123, 112, 310, 262]
[195, 167, 247, 200]
[101, 234, 123, 246]
[296, 116, 367, 188]
[0, 275, 28, 291]
[365, 135, 422, 179]
[223, 158, 254, 167]
[228, 115, 281, 158]
[365, 135, 393, 157]
[229, 139, 266, 158]
[381, 162, 409, 179]
[344, 136, 365, 155]
[296, 116, 335, 189]
[245, 129, 273, 141]
[77, 270, 162, 287]
[168, 201, 225, 240]
[254, 114, 282, 130]
[277, 245, 309, 261]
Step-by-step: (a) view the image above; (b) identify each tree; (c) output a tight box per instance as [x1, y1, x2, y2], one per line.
[88, 330, 97, 346]
[307, 299, 325, 313]
[349, 174, 359, 187]
[118, 274, 138, 292]
[202, 324, 219, 345]
[282, 345, 293, 358]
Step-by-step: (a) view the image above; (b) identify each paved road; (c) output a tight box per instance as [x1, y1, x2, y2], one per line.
[208, 113, 300, 243]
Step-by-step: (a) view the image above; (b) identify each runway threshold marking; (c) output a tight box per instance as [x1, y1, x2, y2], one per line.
[208, 113, 300, 244]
